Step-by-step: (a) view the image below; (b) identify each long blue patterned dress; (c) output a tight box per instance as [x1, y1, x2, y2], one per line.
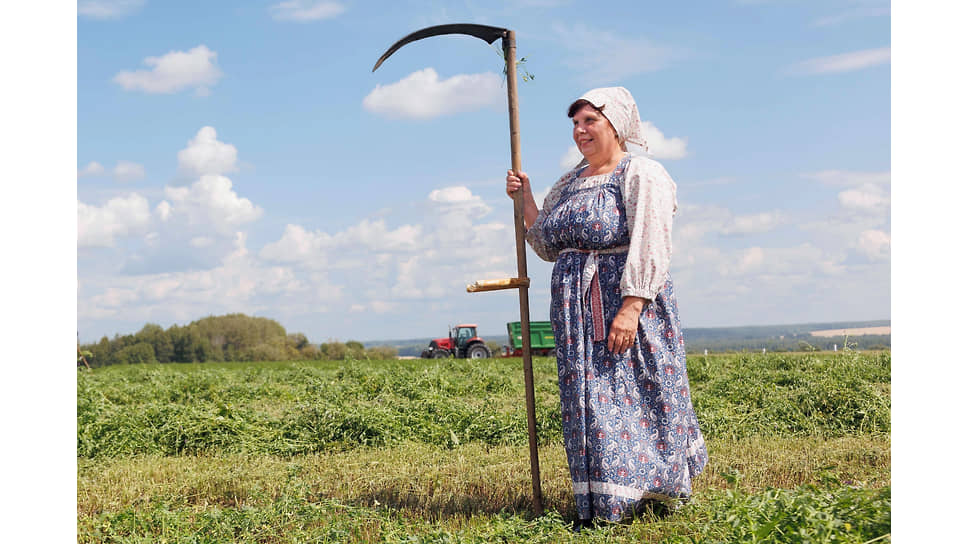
[526, 153, 707, 522]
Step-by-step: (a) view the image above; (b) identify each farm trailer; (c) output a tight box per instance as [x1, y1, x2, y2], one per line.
[503, 321, 555, 357]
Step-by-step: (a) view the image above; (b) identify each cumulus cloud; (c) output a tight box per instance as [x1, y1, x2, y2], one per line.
[80, 233, 307, 324]
[559, 148, 584, 171]
[257, 184, 516, 307]
[428, 186, 491, 215]
[78, 161, 105, 178]
[671, 205, 786, 244]
[78, 194, 152, 247]
[113, 160, 145, 182]
[426, 186, 494, 245]
[177, 126, 238, 177]
[114, 45, 223, 95]
[163, 175, 263, 234]
[788, 47, 890, 75]
[736, 247, 765, 274]
[722, 211, 786, 235]
[190, 236, 215, 248]
[260, 218, 424, 266]
[269, 0, 345, 21]
[155, 201, 172, 221]
[363, 68, 504, 119]
[642, 121, 688, 160]
[856, 229, 890, 261]
[838, 183, 890, 214]
[553, 23, 685, 84]
[78, 0, 145, 19]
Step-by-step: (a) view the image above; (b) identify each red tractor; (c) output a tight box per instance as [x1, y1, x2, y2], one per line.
[420, 324, 492, 359]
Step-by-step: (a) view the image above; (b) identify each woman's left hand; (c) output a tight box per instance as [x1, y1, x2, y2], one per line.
[608, 296, 648, 353]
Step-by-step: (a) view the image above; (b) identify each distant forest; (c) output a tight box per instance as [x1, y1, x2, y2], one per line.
[79, 313, 396, 368]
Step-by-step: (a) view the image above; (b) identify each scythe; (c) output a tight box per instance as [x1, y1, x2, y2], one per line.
[373, 24, 543, 515]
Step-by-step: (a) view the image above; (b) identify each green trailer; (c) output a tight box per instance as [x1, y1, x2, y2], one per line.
[504, 321, 556, 357]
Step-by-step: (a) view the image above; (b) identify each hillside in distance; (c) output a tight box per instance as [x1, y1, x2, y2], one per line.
[367, 319, 891, 356]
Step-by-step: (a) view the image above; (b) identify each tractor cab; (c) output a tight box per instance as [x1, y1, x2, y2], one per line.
[451, 324, 492, 359]
[451, 324, 478, 349]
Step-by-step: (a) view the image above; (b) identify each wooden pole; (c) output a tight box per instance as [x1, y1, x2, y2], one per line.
[503, 29, 543, 517]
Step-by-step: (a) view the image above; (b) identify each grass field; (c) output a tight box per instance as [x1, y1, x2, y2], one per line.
[77, 350, 891, 543]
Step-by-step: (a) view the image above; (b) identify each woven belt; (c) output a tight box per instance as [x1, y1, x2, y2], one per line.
[559, 246, 629, 342]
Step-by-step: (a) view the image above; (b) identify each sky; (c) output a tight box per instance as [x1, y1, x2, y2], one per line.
[73, 0, 893, 344]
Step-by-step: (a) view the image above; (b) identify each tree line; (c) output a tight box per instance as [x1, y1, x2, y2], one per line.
[79, 313, 397, 367]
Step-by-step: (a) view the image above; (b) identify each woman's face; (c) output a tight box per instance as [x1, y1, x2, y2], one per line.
[572, 104, 620, 160]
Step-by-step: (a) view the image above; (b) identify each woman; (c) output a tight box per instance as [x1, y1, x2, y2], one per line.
[506, 87, 707, 524]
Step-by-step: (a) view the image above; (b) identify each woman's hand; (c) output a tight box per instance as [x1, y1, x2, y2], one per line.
[506, 169, 531, 198]
[608, 296, 648, 353]
[505, 169, 539, 229]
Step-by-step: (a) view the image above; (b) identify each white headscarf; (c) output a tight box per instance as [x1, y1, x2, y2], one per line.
[578, 86, 648, 152]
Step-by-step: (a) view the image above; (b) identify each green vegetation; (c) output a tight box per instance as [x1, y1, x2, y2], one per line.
[81, 313, 396, 367]
[78, 351, 890, 542]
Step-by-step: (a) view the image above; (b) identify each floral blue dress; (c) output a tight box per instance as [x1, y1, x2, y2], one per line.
[526, 153, 707, 521]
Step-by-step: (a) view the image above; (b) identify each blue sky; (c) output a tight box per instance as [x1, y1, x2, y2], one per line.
[74, 0, 892, 343]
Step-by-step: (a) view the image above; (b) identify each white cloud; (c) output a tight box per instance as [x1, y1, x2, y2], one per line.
[736, 246, 765, 274]
[269, 0, 345, 21]
[642, 121, 688, 160]
[155, 201, 172, 221]
[78, 0, 145, 19]
[672, 204, 785, 242]
[260, 218, 425, 266]
[428, 186, 490, 215]
[78, 194, 152, 248]
[426, 186, 494, 245]
[163, 175, 263, 234]
[260, 224, 326, 263]
[114, 45, 223, 95]
[177, 126, 238, 177]
[190, 236, 215, 248]
[78, 161, 105, 178]
[856, 229, 890, 261]
[789, 47, 890, 75]
[554, 24, 684, 84]
[257, 185, 515, 308]
[363, 68, 504, 120]
[803, 170, 890, 186]
[559, 148, 584, 171]
[838, 183, 890, 214]
[113, 160, 145, 182]
[79, 233, 307, 324]
[340, 219, 423, 252]
[722, 211, 786, 235]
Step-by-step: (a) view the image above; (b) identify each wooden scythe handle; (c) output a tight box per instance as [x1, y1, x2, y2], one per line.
[503, 30, 544, 516]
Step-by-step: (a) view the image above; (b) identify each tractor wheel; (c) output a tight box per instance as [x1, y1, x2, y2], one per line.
[467, 344, 491, 359]
[432, 349, 451, 358]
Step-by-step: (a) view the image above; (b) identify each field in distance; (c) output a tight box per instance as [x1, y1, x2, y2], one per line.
[810, 326, 891, 338]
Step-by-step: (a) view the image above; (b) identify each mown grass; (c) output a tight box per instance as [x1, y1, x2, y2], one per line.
[78, 351, 891, 542]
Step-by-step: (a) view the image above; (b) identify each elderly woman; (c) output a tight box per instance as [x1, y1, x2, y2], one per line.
[506, 87, 707, 525]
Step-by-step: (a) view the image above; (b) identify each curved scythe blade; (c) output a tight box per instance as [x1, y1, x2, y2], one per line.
[372, 23, 508, 72]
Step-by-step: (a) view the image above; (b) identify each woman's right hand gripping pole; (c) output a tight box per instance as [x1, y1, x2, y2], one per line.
[506, 169, 539, 229]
